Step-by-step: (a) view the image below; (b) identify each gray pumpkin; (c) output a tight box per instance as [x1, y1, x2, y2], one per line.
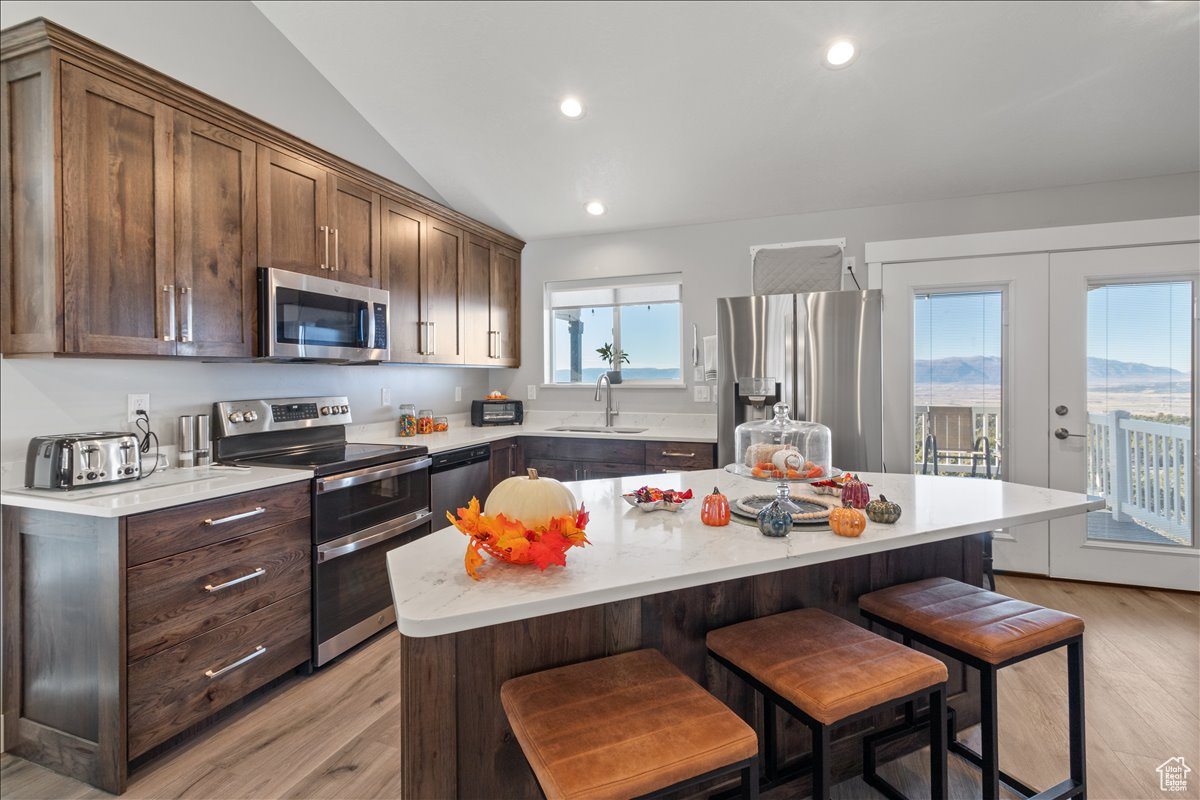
[866, 495, 902, 524]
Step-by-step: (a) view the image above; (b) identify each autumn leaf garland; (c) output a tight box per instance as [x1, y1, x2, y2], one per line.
[446, 498, 591, 580]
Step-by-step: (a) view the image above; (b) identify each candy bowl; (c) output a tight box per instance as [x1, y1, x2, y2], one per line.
[622, 486, 694, 513]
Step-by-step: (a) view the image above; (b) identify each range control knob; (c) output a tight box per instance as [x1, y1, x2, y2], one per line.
[243, 411, 259, 422]
[228, 411, 244, 423]
[86, 471, 98, 481]
[340, 405, 349, 414]
[320, 406, 331, 416]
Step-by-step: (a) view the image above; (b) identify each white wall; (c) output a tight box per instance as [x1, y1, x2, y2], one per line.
[0, 0, 445, 204]
[499, 172, 1200, 414]
[0, 359, 491, 462]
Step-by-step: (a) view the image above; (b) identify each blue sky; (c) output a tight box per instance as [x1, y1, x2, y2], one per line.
[914, 282, 1193, 373]
[553, 303, 681, 373]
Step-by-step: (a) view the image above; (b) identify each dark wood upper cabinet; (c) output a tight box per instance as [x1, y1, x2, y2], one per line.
[490, 245, 521, 367]
[381, 199, 426, 362]
[463, 234, 521, 367]
[329, 174, 380, 287]
[173, 113, 257, 358]
[1, 20, 523, 358]
[61, 63, 175, 355]
[256, 146, 329, 278]
[423, 217, 466, 364]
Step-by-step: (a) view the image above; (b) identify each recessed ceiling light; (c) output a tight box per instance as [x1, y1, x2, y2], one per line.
[824, 39, 857, 68]
[560, 97, 584, 118]
[585, 201, 606, 216]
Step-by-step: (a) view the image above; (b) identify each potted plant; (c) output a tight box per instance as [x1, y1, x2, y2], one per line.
[595, 342, 630, 384]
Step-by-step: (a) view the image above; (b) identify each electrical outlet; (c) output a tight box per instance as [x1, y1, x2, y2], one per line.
[454, 386, 462, 402]
[527, 384, 537, 401]
[694, 385, 710, 403]
[381, 387, 391, 406]
[127, 393, 150, 422]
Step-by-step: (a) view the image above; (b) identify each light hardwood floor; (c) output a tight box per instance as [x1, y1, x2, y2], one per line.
[2, 576, 1196, 799]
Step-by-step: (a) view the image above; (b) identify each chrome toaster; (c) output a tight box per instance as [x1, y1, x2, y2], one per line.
[25, 432, 141, 490]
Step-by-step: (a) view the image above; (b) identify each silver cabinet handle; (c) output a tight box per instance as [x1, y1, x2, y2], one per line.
[204, 567, 266, 593]
[320, 225, 329, 269]
[417, 321, 427, 355]
[205, 645, 266, 679]
[203, 506, 266, 526]
[179, 286, 193, 343]
[333, 228, 340, 271]
[429, 321, 437, 355]
[661, 451, 696, 458]
[496, 331, 502, 360]
[1054, 427, 1086, 440]
[162, 285, 176, 341]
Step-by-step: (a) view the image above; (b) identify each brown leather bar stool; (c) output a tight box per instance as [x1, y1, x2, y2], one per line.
[707, 608, 949, 800]
[859, 577, 1085, 800]
[500, 649, 760, 799]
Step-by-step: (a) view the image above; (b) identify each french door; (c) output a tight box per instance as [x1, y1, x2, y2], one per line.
[881, 244, 1198, 590]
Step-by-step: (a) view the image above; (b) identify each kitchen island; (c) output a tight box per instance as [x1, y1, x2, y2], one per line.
[387, 470, 1102, 798]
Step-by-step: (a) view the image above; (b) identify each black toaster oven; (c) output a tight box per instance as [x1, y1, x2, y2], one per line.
[471, 400, 523, 426]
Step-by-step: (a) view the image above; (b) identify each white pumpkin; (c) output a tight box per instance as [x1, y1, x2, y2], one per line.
[484, 469, 578, 529]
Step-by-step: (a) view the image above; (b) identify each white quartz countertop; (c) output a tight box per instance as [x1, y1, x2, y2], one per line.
[0, 464, 312, 518]
[387, 470, 1104, 638]
[347, 410, 716, 453]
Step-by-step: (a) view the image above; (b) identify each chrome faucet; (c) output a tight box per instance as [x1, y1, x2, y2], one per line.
[594, 373, 619, 427]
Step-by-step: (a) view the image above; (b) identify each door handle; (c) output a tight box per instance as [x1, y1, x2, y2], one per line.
[320, 225, 329, 269]
[162, 285, 176, 341]
[333, 228, 340, 271]
[204, 645, 266, 679]
[179, 286, 193, 343]
[1054, 427, 1086, 440]
[495, 331, 502, 360]
[429, 321, 437, 355]
[418, 321, 427, 355]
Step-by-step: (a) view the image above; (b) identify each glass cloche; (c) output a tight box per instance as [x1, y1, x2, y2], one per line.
[727, 402, 833, 481]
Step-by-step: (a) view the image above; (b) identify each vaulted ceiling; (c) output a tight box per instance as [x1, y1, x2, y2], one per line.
[255, 1, 1200, 241]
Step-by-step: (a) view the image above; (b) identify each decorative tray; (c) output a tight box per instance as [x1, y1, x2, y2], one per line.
[724, 464, 844, 484]
[729, 493, 841, 525]
[622, 487, 693, 513]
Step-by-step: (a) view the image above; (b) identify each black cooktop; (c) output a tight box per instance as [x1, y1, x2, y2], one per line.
[232, 442, 428, 476]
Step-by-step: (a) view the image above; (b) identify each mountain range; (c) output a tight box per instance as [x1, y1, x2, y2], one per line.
[915, 356, 1188, 385]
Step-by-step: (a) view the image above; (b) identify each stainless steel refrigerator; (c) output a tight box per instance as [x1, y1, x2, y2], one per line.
[716, 290, 883, 472]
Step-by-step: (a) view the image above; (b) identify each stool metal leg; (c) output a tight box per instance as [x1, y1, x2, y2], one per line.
[1068, 640, 1087, 798]
[930, 686, 948, 800]
[979, 665, 1000, 800]
[811, 722, 831, 800]
[741, 757, 760, 800]
[763, 694, 779, 782]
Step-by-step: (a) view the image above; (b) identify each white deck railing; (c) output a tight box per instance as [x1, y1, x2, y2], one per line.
[1088, 411, 1192, 541]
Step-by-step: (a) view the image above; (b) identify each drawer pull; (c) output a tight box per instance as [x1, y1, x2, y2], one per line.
[203, 506, 266, 526]
[205, 645, 267, 679]
[660, 451, 696, 458]
[204, 567, 267, 593]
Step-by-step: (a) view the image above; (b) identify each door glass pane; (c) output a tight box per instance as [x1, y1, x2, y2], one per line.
[1086, 281, 1194, 546]
[912, 291, 1003, 478]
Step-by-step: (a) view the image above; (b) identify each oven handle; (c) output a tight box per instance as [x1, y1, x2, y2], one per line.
[315, 456, 432, 493]
[316, 509, 433, 563]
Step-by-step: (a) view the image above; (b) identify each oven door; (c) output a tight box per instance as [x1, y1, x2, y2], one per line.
[259, 267, 390, 362]
[313, 457, 431, 544]
[313, 510, 432, 665]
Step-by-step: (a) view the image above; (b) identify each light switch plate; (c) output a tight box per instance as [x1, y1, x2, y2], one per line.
[527, 385, 537, 400]
[454, 386, 462, 402]
[381, 387, 391, 406]
[694, 385, 710, 403]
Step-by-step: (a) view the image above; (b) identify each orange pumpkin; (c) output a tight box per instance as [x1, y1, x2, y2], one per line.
[701, 487, 730, 526]
[829, 506, 867, 537]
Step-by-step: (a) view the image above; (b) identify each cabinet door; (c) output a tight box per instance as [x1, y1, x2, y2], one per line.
[61, 64, 175, 354]
[329, 174, 380, 288]
[523, 457, 578, 483]
[489, 438, 523, 489]
[423, 217, 465, 364]
[490, 245, 520, 367]
[463, 235, 493, 365]
[257, 147, 328, 277]
[173, 113, 256, 357]
[381, 199, 425, 362]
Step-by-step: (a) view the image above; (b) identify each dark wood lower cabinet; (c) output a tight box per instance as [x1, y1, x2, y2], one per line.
[489, 437, 523, 489]
[1, 481, 311, 794]
[521, 436, 716, 481]
[398, 535, 986, 798]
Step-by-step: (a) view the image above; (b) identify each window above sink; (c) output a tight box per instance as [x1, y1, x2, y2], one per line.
[544, 273, 684, 388]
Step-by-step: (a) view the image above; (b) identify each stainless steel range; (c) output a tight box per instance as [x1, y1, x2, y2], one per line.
[212, 395, 431, 666]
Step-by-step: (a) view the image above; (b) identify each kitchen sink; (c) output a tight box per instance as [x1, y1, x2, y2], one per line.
[547, 425, 649, 434]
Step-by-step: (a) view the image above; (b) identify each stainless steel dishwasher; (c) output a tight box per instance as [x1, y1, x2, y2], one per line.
[430, 443, 492, 524]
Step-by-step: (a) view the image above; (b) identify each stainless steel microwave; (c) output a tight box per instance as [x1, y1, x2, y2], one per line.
[258, 268, 390, 363]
